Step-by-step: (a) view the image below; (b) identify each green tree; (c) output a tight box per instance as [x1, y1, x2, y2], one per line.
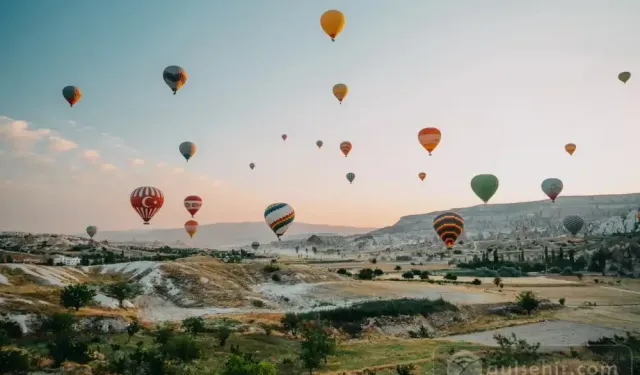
[402, 271, 414, 279]
[516, 291, 540, 314]
[419, 271, 430, 280]
[182, 316, 206, 336]
[126, 319, 141, 341]
[493, 276, 502, 288]
[300, 326, 336, 374]
[60, 284, 96, 311]
[101, 282, 143, 308]
[281, 313, 300, 336]
[215, 326, 231, 347]
[220, 353, 278, 375]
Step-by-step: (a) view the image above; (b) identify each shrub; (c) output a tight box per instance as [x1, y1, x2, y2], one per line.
[337, 268, 349, 275]
[516, 291, 539, 314]
[394, 265, 402, 271]
[471, 278, 482, 285]
[411, 269, 421, 276]
[575, 273, 583, 280]
[498, 266, 521, 277]
[215, 326, 231, 347]
[263, 264, 280, 273]
[370, 258, 377, 264]
[60, 284, 96, 311]
[281, 313, 300, 336]
[357, 268, 375, 280]
[493, 277, 502, 287]
[160, 335, 201, 362]
[271, 273, 281, 282]
[559, 298, 566, 306]
[251, 299, 265, 308]
[486, 333, 541, 366]
[402, 271, 414, 279]
[182, 316, 205, 336]
[420, 271, 430, 280]
[453, 249, 462, 254]
[548, 266, 562, 274]
[476, 267, 499, 277]
[0, 348, 33, 374]
[373, 268, 384, 277]
[560, 267, 573, 276]
[444, 273, 457, 280]
[396, 364, 416, 375]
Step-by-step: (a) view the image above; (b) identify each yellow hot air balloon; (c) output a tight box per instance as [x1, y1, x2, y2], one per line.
[418, 127, 441, 155]
[333, 83, 348, 104]
[184, 220, 198, 238]
[565, 143, 576, 156]
[320, 10, 345, 42]
[418, 172, 426, 181]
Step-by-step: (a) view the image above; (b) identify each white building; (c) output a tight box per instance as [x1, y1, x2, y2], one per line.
[53, 255, 81, 266]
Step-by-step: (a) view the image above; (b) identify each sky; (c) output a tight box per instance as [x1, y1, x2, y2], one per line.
[2, 0, 640, 234]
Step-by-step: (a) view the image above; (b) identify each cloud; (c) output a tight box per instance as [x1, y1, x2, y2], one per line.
[129, 158, 145, 166]
[0, 117, 51, 153]
[172, 167, 184, 174]
[67, 121, 76, 127]
[100, 163, 118, 171]
[156, 162, 168, 168]
[18, 152, 55, 165]
[49, 136, 78, 152]
[82, 149, 100, 161]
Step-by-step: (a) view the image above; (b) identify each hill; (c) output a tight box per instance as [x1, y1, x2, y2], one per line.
[92, 222, 377, 248]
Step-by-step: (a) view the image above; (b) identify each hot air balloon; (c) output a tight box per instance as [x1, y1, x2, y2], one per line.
[418, 172, 426, 181]
[333, 84, 348, 104]
[251, 241, 260, 251]
[618, 72, 631, 84]
[179, 142, 196, 162]
[433, 211, 464, 249]
[249, 162, 255, 170]
[62, 86, 82, 107]
[264, 203, 295, 240]
[163, 65, 187, 94]
[86, 225, 97, 239]
[418, 127, 441, 155]
[340, 141, 352, 157]
[541, 178, 563, 202]
[184, 220, 198, 238]
[470, 174, 499, 204]
[565, 143, 576, 155]
[316, 140, 323, 149]
[130, 186, 164, 225]
[320, 10, 345, 41]
[346, 172, 355, 184]
[562, 215, 584, 236]
[282, 134, 287, 141]
[184, 195, 202, 218]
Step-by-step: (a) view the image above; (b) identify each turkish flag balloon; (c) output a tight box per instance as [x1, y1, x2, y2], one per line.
[130, 186, 164, 224]
[184, 195, 202, 218]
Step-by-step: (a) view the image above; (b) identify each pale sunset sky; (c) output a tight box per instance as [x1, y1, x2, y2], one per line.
[1, 0, 640, 234]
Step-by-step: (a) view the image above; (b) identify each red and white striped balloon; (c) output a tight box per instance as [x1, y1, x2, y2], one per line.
[130, 186, 164, 225]
[183, 195, 202, 217]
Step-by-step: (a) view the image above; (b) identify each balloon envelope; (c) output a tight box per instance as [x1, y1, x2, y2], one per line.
[62, 86, 82, 107]
[251, 241, 260, 250]
[562, 215, 584, 236]
[264, 203, 295, 240]
[333, 84, 348, 103]
[86, 225, 97, 239]
[184, 195, 202, 217]
[470, 174, 499, 203]
[316, 140, 323, 149]
[249, 162, 255, 170]
[340, 141, 352, 157]
[130, 187, 164, 224]
[418, 172, 426, 181]
[346, 172, 355, 183]
[320, 10, 345, 41]
[163, 65, 187, 94]
[282, 134, 287, 141]
[565, 143, 576, 155]
[184, 220, 198, 238]
[618, 71, 631, 83]
[541, 178, 563, 202]
[418, 127, 441, 155]
[433, 212, 464, 249]
[179, 141, 196, 161]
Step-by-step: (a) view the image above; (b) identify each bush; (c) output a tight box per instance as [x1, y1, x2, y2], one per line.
[498, 266, 521, 277]
[475, 267, 499, 278]
[411, 269, 421, 276]
[396, 364, 416, 375]
[251, 299, 265, 308]
[402, 271, 414, 279]
[182, 316, 205, 336]
[420, 271, 430, 280]
[560, 267, 573, 276]
[444, 273, 457, 280]
[486, 333, 541, 366]
[220, 353, 278, 375]
[215, 326, 231, 347]
[281, 313, 300, 336]
[370, 258, 377, 264]
[160, 335, 201, 362]
[357, 268, 375, 280]
[559, 298, 566, 306]
[337, 268, 349, 275]
[453, 249, 462, 254]
[373, 268, 384, 277]
[548, 266, 562, 274]
[60, 284, 96, 311]
[0, 348, 33, 374]
[516, 291, 540, 314]
[471, 278, 482, 285]
[394, 265, 402, 271]
[263, 264, 280, 273]
[271, 273, 281, 282]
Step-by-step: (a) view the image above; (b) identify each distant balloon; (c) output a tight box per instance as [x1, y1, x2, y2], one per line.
[251, 241, 260, 251]
[163, 65, 187, 94]
[179, 141, 196, 162]
[184, 220, 198, 238]
[184, 195, 202, 218]
[346, 172, 355, 184]
[418, 127, 441, 155]
[433, 211, 464, 249]
[282, 134, 287, 141]
[320, 10, 345, 41]
[316, 140, 323, 149]
[340, 141, 352, 157]
[62, 86, 82, 107]
[562, 215, 584, 236]
[130, 186, 164, 225]
[86, 225, 97, 239]
[618, 71, 631, 84]
[541, 178, 563, 202]
[264, 203, 295, 241]
[249, 162, 255, 170]
[333, 83, 348, 104]
[470, 174, 499, 204]
[418, 172, 426, 181]
[565, 143, 576, 156]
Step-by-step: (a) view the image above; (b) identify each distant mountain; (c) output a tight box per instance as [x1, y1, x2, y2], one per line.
[93, 222, 377, 248]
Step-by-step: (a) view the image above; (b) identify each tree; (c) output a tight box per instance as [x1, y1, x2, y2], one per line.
[182, 316, 206, 336]
[60, 284, 96, 311]
[419, 271, 430, 280]
[101, 282, 143, 308]
[281, 313, 300, 336]
[6, 255, 13, 264]
[126, 319, 141, 341]
[215, 326, 231, 347]
[493, 249, 499, 263]
[220, 353, 278, 375]
[300, 325, 336, 374]
[402, 271, 414, 279]
[373, 268, 384, 277]
[516, 291, 539, 314]
[394, 265, 402, 271]
[493, 276, 502, 288]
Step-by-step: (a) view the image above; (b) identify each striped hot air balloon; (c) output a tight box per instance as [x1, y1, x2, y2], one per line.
[184, 220, 198, 238]
[86, 225, 97, 239]
[541, 178, 563, 202]
[130, 186, 164, 225]
[418, 127, 441, 155]
[346, 172, 355, 184]
[264, 203, 295, 240]
[433, 211, 464, 249]
[562, 215, 584, 236]
[340, 141, 352, 157]
[183, 195, 202, 217]
[251, 241, 260, 251]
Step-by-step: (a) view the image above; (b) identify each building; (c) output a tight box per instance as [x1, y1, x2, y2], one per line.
[52, 255, 81, 266]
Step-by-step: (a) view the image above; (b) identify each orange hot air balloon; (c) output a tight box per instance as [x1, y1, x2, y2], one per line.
[565, 143, 576, 156]
[333, 83, 348, 104]
[418, 127, 441, 155]
[418, 172, 426, 181]
[184, 220, 198, 238]
[340, 141, 352, 157]
[320, 10, 345, 41]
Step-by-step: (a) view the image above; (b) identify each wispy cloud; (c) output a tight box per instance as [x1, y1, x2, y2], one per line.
[0, 117, 51, 153]
[82, 149, 100, 162]
[156, 162, 168, 168]
[172, 167, 184, 174]
[100, 163, 118, 171]
[49, 136, 78, 152]
[129, 158, 145, 166]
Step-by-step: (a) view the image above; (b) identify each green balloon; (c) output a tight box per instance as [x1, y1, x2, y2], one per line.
[470, 174, 499, 203]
